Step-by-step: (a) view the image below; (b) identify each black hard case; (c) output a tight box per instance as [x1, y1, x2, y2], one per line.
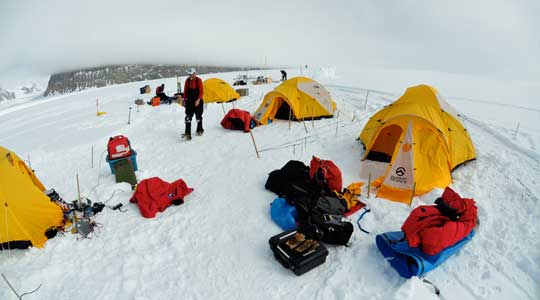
[269, 230, 329, 276]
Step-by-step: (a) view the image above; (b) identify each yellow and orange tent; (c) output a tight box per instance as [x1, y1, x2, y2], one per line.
[359, 85, 475, 204]
[0, 146, 64, 249]
[253, 77, 336, 124]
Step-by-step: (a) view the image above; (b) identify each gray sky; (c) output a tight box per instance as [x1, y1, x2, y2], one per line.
[1, 0, 539, 80]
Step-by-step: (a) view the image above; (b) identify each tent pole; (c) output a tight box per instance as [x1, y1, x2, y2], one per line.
[221, 103, 226, 115]
[302, 119, 308, 134]
[249, 131, 260, 158]
[311, 107, 314, 128]
[91, 146, 94, 168]
[27, 154, 32, 170]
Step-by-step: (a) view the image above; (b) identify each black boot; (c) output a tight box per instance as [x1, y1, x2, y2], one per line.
[183, 119, 192, 139]
[196, 118, 204, 135]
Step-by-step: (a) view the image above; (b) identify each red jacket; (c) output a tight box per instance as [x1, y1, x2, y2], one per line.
[401, 187, 478, 255]
[183, 77, 203, 100]
[156, 85, 164, 94]
[220, 109, 254, 132]
[130, 177, 193, 218]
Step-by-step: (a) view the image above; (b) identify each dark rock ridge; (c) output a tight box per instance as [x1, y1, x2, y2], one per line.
[44, 64, 252, 96]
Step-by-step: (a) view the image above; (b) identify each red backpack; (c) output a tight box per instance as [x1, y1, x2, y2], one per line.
[309, 156, 342, 192]
[107, 135, 132, 160]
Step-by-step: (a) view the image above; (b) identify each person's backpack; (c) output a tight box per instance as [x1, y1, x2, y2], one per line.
[107, 135, 132, 160]
[308, 156, 342, 192]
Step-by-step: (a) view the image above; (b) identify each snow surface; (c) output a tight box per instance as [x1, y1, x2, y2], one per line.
[0, 67, 539, 300]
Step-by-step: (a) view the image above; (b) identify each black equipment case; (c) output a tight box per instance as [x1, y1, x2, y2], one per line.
[269, 230, 329, 276]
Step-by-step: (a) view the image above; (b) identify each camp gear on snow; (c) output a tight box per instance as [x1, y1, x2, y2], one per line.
[107, 135, 132, 160]
[309, 156, 342, 192]
[376, 230, 475, 278]
[235, 88, 249, 96]
[269, 229, 329, 276]
[106, 150, 138, 174]
[0, 147, 64, 249]
[140, 85, 151, 94]
[203, 78, 241, 103]
[270, 198, 298, 231]
[149, 96, 161, 106]
[253, 77, 336, 125]
[265, 160, 312, 197]
[221, 109, 256, 132]
[359, 84, 476, 204]
[113, 158, 137, 188]
[129, 177, 193, 218]
[401, 187, 478, 255]
[356, 207, 371, 234]
[308, 212, 353, 245]
[135, 99, 145, 105]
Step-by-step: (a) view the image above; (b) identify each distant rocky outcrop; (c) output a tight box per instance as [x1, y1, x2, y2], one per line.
[0, 88, 16, 102]
[44, 64, 251, 96]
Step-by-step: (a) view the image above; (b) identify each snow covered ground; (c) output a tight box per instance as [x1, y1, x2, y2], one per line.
[0, 68, 538, 300]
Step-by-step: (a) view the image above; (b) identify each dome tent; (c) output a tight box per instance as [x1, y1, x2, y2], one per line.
[359, 85, 476, 204]
[203, 78, 241, 103]
[0, 146, 64, 249]
[253, 77, 336, 125]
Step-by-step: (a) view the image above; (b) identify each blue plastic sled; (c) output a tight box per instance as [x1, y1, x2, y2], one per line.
[270, 197, 298, 231]
[375, 230, 475, 278]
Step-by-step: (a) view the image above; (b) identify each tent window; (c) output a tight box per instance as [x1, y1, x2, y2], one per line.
[366, 125, 402, 163]
[274, 99, 296, 120]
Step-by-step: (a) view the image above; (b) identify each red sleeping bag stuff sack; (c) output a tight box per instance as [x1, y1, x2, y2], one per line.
[107, 135, 132, 160]
[130, 177, 194, 218]
[309, 156, 342, 192]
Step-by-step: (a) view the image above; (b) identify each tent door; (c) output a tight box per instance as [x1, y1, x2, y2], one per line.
[274, 99, 296, 120]
[366, 124, 403, 163]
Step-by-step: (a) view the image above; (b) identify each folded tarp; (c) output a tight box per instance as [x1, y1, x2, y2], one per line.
[375, 230, 475, 278]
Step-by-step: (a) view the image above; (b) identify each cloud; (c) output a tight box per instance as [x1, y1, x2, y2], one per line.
[1, 0, 538, 80]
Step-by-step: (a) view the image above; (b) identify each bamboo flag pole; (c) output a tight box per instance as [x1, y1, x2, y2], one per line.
[288, 107, 292, 130]
[76, 174, 81, 207]
[128, 107, 132, 124]
[364, 91, 370, 111]
[96, 99, 99, 115]
[91, 146, 94, 168]
[249, 131, 260, 158]
[410, 182, 416, 206]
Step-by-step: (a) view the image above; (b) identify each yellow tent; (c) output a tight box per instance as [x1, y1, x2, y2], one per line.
[203, 78, 241, 103]
[359, 85, 475, 204]
[253, 77, 336, 124]
[0, 146, 64, 249]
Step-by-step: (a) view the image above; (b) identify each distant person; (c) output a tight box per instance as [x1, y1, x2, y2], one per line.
[280, 70, 287, 81]
[182, 68, 204, 140]
[156, 83, 172, 104]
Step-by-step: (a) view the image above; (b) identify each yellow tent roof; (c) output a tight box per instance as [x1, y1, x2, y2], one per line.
[0, 146, 64, 248]
[253, 77, 336, 124]
[203, 78, 241, 103]
[359, 85, 476, 204]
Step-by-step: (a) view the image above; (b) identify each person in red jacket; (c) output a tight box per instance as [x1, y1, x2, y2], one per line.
[182, 68, 204, 139]
[155, 83, 172, 104]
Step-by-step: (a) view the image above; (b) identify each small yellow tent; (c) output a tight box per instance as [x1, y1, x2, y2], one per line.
[359, 85, 475, 204]
[0, 146, 64, 249]
[203, 78, 241, 103]
[253, 77, 336, 124]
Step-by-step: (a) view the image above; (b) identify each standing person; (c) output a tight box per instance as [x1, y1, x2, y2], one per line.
[280, 70, 287, 81]
[182, 67, 204, 140]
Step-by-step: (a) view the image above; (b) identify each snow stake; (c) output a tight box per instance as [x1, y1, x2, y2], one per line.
[249, 131, 260, 158]
[128, 107, 132, 125]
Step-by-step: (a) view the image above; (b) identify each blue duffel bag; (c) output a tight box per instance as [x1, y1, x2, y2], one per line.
[375, 230, 475, 278]
[270, 198, 298, 231]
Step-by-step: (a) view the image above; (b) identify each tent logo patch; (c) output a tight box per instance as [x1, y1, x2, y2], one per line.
[395, 167, 406, 177]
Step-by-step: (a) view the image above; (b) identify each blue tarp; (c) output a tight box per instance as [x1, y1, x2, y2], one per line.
[375, 230, 475, 278]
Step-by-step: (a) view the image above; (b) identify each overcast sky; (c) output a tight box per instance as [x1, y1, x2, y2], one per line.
[1, 0, 539, 81]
